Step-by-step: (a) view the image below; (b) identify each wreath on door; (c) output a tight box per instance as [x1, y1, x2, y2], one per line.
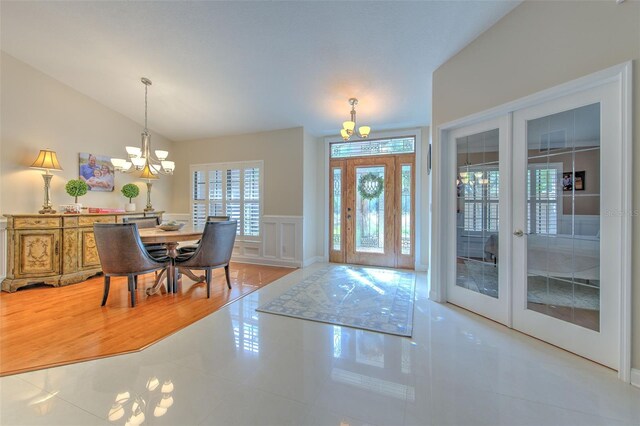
[358, 172, 384, 200]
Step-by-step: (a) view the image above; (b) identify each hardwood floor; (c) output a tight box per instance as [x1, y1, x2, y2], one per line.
[0, 262, 294, 376]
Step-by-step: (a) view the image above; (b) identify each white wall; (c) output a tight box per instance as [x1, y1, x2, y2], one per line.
[431, 0, 640, 370]
[170, 127, 303, 216]
[0, 52, 175, 214]
[303, 131, 321, 265]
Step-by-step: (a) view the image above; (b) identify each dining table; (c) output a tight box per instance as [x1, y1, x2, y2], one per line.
[138, 225, 205, 295]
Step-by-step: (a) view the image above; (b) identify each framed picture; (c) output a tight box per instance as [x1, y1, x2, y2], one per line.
[79, 153, 115, 192]
[562, 170, 585, 191]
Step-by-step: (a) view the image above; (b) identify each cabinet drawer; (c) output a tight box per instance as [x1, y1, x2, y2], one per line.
[79, 216, 116, 226]
[14, 217, 61, 229]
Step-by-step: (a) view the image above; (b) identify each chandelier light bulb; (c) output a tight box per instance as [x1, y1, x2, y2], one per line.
[343, 121, 355, 135]
[155, 150, 168, 161]
[161, 161, 175, 173]
[131, 157, 146, 169]
[125, 146, 142, 158]
[358, 126, 371, 138]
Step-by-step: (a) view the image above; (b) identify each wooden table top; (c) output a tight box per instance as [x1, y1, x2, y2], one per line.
[138, 226, 203, 243]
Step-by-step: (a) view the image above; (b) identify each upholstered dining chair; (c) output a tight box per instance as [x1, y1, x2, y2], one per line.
[94, 223, 170, 307]
[122, 216, 166, 256]
[174, 220, 237, 297]
[178, 215, 230, 254]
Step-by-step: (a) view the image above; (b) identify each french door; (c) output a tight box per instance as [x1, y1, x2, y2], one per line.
[444, 77, 625, 369]
[511, 82, 621, 369]
[330, 155, 415, 269]
[446, 117, 511, 325]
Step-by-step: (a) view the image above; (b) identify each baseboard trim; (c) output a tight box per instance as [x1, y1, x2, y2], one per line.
[631, 368, 640, 388]
[232, 255, 300, 269]
[302, 256, 322, 267]
[415, 263, 429, 272]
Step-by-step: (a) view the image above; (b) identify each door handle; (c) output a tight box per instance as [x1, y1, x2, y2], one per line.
[513, 229, 524, 237]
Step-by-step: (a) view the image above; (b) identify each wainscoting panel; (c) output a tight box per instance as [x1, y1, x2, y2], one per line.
[263, 221, 278, 259]
[164, 213, 302, 268]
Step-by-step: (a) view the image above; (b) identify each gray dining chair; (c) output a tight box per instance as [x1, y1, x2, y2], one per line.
[122, 216, 166, 256]
[94, 223, 170, 307]
[174, 220, 237, 297]
[178, 215, 230, 254]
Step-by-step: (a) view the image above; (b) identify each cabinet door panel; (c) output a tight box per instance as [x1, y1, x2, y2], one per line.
[16, 230, 60, 277]
[80, 230, 100, 268]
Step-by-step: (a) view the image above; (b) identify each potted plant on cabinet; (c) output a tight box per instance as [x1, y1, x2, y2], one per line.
[121, 183, 140, 212]
[65, 179, 88, 213]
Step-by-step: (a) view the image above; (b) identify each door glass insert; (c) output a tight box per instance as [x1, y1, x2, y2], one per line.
[332, 168, 342, 251]
[456, 129, 500, 298]
[525, 103, 600, 331]
[331, 137, 415, 158]
[355, 166, 385, 254]
[401, 165, 411, 255]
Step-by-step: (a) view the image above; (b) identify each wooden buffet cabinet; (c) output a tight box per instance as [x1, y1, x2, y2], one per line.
[2, 211, 163, 292]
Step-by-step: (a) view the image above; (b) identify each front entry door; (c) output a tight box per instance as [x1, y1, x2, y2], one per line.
[346, 157, 395, 267]
[330, 154, 414, 269]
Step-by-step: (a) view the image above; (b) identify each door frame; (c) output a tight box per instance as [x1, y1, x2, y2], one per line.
[323, 128, 425, 270]
[432, 61, 632, 382]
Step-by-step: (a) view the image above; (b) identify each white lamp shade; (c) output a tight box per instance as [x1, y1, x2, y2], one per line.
[160, 380, 174, 393]
[111, 158, 126, 168]
[358, 126, 371, 138]
[126, 146, 142, 157]
[131, 157, 146, 168]
[161, 161, 175, 172]
[340, 129, 350, 141]
[343, 121, 355, 134]
[155, 150, 169, 161]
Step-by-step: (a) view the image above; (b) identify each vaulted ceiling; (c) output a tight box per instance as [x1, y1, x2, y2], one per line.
[1, 1, 520, 141]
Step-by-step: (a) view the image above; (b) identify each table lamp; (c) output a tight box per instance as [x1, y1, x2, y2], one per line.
[30, 149, 63, 214]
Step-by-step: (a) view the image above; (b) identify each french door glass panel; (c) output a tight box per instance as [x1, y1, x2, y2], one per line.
[525, 104, 601, 331]
[456, 129, 500, 299]
[447, 116, 510, 326]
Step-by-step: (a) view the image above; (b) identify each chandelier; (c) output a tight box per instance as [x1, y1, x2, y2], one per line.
[340, 98, 371, 141]
[111, 77, 175, 177]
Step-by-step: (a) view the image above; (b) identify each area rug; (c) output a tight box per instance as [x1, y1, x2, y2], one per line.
[257, 265, 416, 337]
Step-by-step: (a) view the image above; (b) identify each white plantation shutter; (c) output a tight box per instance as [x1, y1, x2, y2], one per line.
[192, 170, 207, 227]
[190, 161, 263, 238]
[461, 168, 499, 233]
[243, 167, 261, 236]
[527, 164, 560, 235]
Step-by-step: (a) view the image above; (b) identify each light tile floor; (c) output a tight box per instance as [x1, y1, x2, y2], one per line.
[1, 263, 638, 426]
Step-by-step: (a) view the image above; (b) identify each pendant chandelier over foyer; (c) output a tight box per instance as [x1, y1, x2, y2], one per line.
[340, 98, 371, 141]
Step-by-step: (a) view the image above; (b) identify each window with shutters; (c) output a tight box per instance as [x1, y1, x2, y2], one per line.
[460, 167, 499, 233]
[527, 163, 562, 235]
[191, 161, 263, 238]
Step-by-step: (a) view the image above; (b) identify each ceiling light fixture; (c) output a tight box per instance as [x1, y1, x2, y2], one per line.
[340, 98, 371, 141]
[111, 77, 175, 177]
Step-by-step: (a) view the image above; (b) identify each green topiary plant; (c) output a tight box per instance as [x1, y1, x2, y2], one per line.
[65, 179, 88, 203]
[121, 183, 140, 203]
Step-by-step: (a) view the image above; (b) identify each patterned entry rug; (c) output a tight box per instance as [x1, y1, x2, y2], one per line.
[257, 265, 416, 337]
